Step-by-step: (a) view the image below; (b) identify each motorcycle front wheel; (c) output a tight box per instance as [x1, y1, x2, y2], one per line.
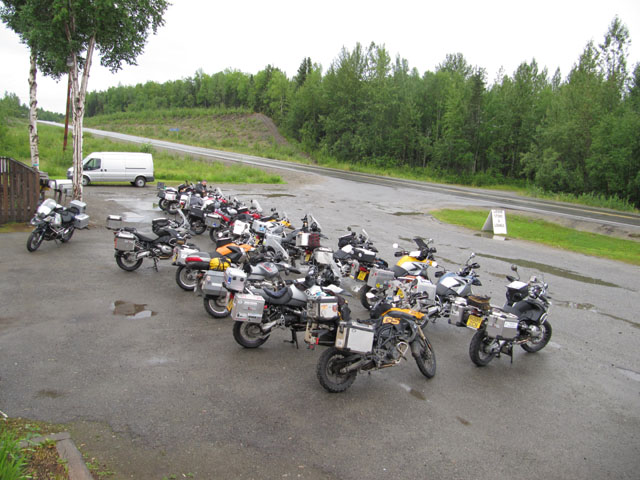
[175, 265, 198, 291]
[469, 330, 498, 367]
[232, 321, 270, 348]
[203, 294, 231, 318]
[414, 336, 437, 378]
[115, 252, 143, 271]
[167, 201, 179, 215]
[359, 285, 384, 310]
[190, 219, 206, 235]
[521, 320, 552, 353]
[26, 229, 45, 252]
[316, 347, 358, 393]
[61, 226, 75, 243]
[158, 198, 169, 211]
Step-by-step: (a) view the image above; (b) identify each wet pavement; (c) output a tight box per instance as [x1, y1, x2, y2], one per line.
[1, 177, 639, 480]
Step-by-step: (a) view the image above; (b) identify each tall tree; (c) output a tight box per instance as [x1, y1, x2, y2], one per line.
[2, 0, 168, 200]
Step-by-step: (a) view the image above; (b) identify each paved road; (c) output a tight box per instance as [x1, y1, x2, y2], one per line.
[40, 121, 640, 231]
[1, 172, 638, 480]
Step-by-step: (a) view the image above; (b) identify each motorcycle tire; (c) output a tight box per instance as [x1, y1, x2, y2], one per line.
[191, 219, 206, 235]
[60, 226, 75, 243]
[26, 230, 45, 252]
[175, 265, 198, 291]
[115, 252, 143, 271]
[521, 320, 552, 353]
[167, 202, 179, 215]
[316, 347, 358, 393]
[203, 294, 231, 318]
[158, 198, 169, 211]
[359, 285, 384, 310]
[414, 336, 437, 378]
[469, 329, 498, 367]
[232, 321, 270, 348]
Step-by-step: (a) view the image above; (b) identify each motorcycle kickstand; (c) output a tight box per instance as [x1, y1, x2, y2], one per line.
[152, 257, 159, 272]
[283, 330, 299, 349]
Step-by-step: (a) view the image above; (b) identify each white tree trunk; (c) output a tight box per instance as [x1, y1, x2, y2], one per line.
[28, 51, 39, 170]
[70, 36, 95, 201]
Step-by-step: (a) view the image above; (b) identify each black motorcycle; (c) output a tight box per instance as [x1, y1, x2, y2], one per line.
[26, 199, 89, 252]
[466, 265, 553, 366]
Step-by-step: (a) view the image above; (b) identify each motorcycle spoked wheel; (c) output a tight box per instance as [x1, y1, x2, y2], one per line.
[469, 330, 498, 367]
[203, 294, 231, 318]
[115, 252, 144, 271]
[158, 198, 169, 211]
[316, 347, 358, 393]
[521, 320, 552, 353]
[175, 265, 198, 291]
[60, 226, 75, 242]
[26, 229, 45, 252]
[167, 202, 179, 215]
[190, 219, 206, 235]
[413, 336, 437, 378]
[232, 321, 270, 348]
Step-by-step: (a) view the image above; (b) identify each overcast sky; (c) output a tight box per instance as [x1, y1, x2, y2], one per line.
[1, 0, 639, 114]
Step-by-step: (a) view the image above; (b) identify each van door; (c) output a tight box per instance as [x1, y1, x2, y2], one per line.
[83, 156, 105, 182]
[101, 156, 126, 182]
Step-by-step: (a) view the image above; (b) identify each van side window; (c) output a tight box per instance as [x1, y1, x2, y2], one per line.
[85, 158, 101, 170]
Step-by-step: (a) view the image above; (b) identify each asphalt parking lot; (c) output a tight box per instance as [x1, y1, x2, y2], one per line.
[1, 176, 639, 480]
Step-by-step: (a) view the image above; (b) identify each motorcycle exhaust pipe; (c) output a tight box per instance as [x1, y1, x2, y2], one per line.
[136, 251, 151, 259]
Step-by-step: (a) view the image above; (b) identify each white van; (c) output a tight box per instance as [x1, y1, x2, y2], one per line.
[67, 152, 154, 187]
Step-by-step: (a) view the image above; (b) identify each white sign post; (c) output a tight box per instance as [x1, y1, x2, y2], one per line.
[482, 209, 507, 235]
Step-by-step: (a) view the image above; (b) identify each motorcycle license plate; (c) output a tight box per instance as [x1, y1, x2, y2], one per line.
[357, 271, 368, 281]
[466, 315, 483, 329]
[305, 253, 311, 262]
[172, 251, 178, 262]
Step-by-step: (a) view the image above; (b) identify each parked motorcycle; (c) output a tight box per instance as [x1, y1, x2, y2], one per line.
[26, 199, 89, 252]
[359, 238, 437, 310]
[113, 214, 192, 271]
[462, 265, 553, 366]
[311, 306, 436, 393]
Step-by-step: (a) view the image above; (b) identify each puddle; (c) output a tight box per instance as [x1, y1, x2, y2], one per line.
[456, 416, 471, 426]
[555, 300, 639, 328]
[616, 367, 640, 382]
[476, 253, 622, 288]
[36, 389, 64, 399]
[122, 212, 145, 223]
[392, 212, 424, 216]
[111, 300, 157, 319]
[399, 383, 427, 401]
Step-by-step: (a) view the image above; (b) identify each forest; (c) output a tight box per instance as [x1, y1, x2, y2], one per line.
[26, 18, 640, 207]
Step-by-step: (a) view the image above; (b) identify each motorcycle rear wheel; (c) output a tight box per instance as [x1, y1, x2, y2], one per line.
[61, 226, 75, 243]
[414, 336, 437, 378]
[26, 230, 45, 252]
[316, 347, 358, 393]
[158, 198, 169, 211]
[167, 202, 179, 215]
[175, 265, 198, 291]
[232, 321, 270, 348]
[469, 330, 498, 367]
[115, 252, 143, 271]
[203, 294, 231, 318]
[359, 285, 384, 310]
[521, 320, 552, 353]
[190, 219, 206, 235]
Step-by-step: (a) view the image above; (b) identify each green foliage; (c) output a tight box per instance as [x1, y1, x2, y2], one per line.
[432, 209, 640, 265]
[0, 428, 27, 480]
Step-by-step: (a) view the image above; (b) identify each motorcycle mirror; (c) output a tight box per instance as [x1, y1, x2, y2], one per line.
[511, 264, 518, 272]
[469, 252, 476, 259]
[347, 226, 352, 232]
[392, 243, 399, 249]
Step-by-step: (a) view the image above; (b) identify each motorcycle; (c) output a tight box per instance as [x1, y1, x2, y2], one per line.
[26, 199, 89, 252]
[462, 265, 553, 366]
[310, 306, 436, 393]
[113, 212, 193, 271]
[359, 238, 437, 310]
[157, 182, 192, 214]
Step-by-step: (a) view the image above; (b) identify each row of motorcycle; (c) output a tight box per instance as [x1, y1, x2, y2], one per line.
[108, 182, 553, 393]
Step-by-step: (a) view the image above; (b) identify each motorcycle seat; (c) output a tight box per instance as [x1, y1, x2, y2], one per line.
[262, 286, 293, 304]
[136, 232, 160, 242]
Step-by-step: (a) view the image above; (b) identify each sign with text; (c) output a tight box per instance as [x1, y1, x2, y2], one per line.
[482, 209, 507, 235]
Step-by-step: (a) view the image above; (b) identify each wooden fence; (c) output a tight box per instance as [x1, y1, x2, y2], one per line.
[0, 156, 40, 224]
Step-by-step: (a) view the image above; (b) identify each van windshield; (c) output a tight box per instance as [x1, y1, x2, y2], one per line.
[84, 158, 101, 170]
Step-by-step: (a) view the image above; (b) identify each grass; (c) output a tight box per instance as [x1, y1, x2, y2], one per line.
[2, 119, 283, 185]
[431, 209, 640, 265]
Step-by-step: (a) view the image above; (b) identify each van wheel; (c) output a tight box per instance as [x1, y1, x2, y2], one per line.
[134, 176, 146, 188]
[82, 175, 90, 186]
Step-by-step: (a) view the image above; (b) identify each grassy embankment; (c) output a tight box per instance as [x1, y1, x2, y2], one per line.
[84, 109, 638, 213]
[431, 209, 640, 265]
[2, 117, 282, 184]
